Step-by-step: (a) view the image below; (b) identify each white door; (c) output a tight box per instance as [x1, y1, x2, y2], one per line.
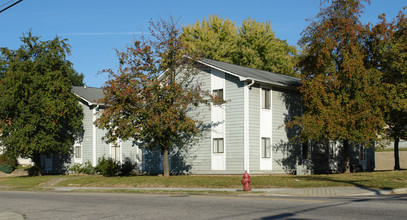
[212, 138, 225, 170]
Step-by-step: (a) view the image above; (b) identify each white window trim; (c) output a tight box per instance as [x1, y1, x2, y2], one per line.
[260, 86, 273, 170]
[211, 68, 226, 170]
[110, 141, 122, 163]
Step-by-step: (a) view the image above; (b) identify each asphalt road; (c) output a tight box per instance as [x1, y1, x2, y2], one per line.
[0, 191, 406, 219]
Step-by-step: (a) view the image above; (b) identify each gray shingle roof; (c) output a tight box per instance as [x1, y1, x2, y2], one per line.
[198, 58, 300, 88]
[72, 86, 104, 105]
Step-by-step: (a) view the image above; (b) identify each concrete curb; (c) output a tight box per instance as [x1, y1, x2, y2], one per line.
[48, 186, 407, 197]
[392, 188, 407, 194]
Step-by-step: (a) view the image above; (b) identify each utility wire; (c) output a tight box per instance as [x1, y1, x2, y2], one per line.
[0, 0, 15, 8]
[0, 0, 23, 14]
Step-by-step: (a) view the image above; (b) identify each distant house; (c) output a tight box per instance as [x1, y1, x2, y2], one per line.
[144, 58, 375, 174]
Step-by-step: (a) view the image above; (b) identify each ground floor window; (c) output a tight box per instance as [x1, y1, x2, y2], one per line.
[359, 144, 366, 160]
[213, 138, 224, 153]
[261, 137, 271, 158]
[111, 144, 120, 161]
[74, 145, 82, 158]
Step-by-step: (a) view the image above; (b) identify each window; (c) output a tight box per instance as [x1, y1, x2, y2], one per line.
[262, 88, 271, 109]
[213, 138, 224, 153]
[74, 145, 82, 158]
[46, 152, 52, 159]
[329, 141, 336, 159]
[111, 144, 120, 161]
[213, 89, 224, 105]
[261, 138, 271, 158]
[359, 144, 366, 160]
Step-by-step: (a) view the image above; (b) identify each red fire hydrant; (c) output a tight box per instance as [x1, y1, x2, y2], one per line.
[241, 172, 251, 191]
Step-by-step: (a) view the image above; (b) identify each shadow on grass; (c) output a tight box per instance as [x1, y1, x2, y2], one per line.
[297, 174, 393, 194]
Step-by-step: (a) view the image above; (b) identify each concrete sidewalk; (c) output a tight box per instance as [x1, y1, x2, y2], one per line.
[51, 186, 407, 197]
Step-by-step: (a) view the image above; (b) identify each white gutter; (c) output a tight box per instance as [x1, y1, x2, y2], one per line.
[248, 79, 255, 88]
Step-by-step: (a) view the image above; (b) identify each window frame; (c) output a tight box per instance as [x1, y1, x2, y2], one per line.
[213, 138, 224, 154]
[74, 145, 82, 158]
[110, 144, 120, 162]
[262, 88, 271, 109]
[261, 137, 271, 158]
[212, 89, 224, 105]
[359, 144, 366, 160]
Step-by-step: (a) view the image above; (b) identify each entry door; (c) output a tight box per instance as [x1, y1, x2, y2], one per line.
[45, 152, 53, 172]
[212, 138, 225, 170]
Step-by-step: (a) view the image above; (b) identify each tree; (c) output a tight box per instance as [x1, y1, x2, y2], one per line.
[368, 10, 407, 170]
[0, 32, 84, 175]
[95, 19, 211, 177]
[182, 15, 298, 77]
[293, 0, 385, 173]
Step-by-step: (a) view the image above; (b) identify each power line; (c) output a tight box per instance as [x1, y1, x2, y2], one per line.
[0, 0, 23, 14]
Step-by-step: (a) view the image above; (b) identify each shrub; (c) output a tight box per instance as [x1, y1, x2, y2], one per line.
[28, 166, 40, 176]
[120, 159, 136, 176]
[0, 164, 14, 174]
[69, 161, 95, 175]
[0, 153, 17, 173]
[95, 156, 120, 177]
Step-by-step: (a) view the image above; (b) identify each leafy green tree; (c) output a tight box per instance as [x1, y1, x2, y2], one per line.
[182, 15, 238, 64]
[95, 19, 211, 177]
[293, 0, 385, 173]
[368, 10, 407, 170]
[0, 32, 83, 175]
[182, 15, 298, 77]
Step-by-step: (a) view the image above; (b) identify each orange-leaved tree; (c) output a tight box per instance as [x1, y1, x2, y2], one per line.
[95, 18, 211, 176]
[293, 0, 385, 173]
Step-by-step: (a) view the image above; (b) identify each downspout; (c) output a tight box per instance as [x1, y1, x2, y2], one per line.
[243, 81, 251, 173]
[92, 106, 97, 166]
[92, 104, 101, 167]
[248, 79, 255, 89]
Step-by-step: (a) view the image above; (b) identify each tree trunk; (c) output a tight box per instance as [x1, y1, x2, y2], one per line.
[32, 153, 42, 176]
[394, 137, 400, 170]
[163, 149, 170, 177]
[343, 139, 350, 173]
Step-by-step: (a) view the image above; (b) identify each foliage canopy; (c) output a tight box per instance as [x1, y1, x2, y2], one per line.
[0, 32, 84, 174]
[182, 15, 298, 77]
[368, 9, 407, 169]
[293, 0, 386, 172]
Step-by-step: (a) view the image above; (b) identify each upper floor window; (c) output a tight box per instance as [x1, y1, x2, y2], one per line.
[262, 88, 271, 109]
[213, 89, 224, 105]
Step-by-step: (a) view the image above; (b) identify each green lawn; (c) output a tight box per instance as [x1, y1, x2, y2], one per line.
[375, 148, 407, 152]
[1, 170, 406, 190]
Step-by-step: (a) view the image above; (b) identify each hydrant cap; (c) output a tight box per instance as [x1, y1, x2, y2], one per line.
[243, 172, 250, 178]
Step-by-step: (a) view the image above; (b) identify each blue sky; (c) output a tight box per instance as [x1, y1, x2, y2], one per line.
[1, 0, 405, 88]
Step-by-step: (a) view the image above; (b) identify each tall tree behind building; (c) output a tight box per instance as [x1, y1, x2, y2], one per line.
[182, 15, 298, 77]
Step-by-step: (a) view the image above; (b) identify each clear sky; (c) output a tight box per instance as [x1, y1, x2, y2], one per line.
[1, 0, 406, 88]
